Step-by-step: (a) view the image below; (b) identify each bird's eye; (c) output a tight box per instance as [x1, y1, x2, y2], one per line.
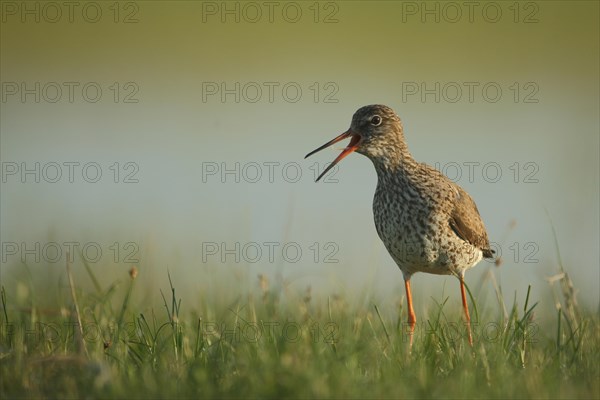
[370, 115, 382, 126]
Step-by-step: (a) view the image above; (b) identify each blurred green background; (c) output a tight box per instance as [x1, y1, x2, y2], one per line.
[1, 1, 598, 313]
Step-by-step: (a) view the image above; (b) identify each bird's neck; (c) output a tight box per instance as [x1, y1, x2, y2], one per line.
[371, 145, 419, 185]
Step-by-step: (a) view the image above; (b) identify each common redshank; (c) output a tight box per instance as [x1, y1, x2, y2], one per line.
[305, 105, 494, 345]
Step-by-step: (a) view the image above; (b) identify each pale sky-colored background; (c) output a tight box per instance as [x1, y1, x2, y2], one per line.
[1, 1, 598, 315]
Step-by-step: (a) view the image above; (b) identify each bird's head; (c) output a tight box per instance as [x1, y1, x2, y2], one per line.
[305, 104, 406, 181]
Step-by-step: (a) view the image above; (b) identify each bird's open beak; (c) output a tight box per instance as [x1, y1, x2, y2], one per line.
[305, 130, 361, 182]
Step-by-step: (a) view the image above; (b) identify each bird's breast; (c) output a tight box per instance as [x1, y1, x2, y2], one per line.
[373, 182, 482, 276]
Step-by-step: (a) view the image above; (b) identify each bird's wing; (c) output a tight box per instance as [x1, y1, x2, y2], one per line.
[449, 186, 494, 258]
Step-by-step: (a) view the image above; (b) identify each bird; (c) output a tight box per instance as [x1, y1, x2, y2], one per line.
[305, 104, 494, 345]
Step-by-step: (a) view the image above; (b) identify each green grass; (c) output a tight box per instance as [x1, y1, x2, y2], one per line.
[0, 263, 598, 399]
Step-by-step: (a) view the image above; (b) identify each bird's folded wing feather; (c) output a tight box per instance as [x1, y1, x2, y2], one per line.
[449, 186, 494, 258]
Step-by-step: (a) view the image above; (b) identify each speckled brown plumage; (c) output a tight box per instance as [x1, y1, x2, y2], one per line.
[306, 104, 494, 345]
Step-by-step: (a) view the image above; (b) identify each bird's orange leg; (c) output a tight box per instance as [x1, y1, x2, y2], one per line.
[459, 277, 473, 346]
[404, 278, 417, 345]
